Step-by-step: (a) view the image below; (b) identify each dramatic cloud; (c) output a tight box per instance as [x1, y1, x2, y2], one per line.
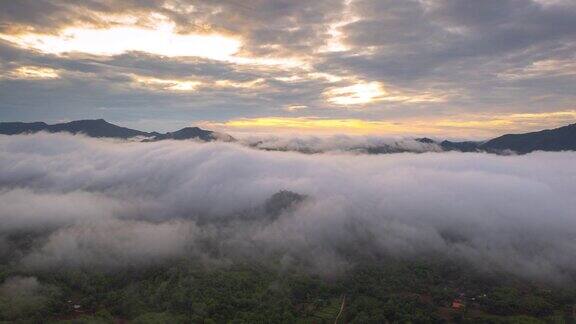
[1, 133, 576, 282]
[1, 0, 575, 135]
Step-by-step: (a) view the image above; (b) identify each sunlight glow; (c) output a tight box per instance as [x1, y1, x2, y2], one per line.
[285, 105, 308, 111]
[0, 19, 309, 69]
[321, 0, 359, 53]
[7, 66, 60, 79]
[214, 78, 266, 89]
[208, 117, 411, 135]
[0, 22, 241, 60]
[325, 82, 386, 105]
[131, 74, 269, 91]
[498, 59, 576, 80]
[324, 81, 449, 106]
[224, 117, 389, 130]
[133, 76, 202, 91]
[309, 72, 344, 83]
[206, 110, 576, 137]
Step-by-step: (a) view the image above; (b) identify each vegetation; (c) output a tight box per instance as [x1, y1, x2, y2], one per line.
[1, 258, 575, 323]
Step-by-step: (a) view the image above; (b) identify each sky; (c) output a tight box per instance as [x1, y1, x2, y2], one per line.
[0, 0, 575, 138]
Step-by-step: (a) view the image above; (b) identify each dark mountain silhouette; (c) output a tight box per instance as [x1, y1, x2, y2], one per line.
[0, 119, 235, 142]
[415, 137, 435, 144]
[380, 123, 576, 154]
[440, 140, 481, 152]
[1, 119, 574, 153]
[264, 190, 307, 219]
[0, 121, 50, 135]
[480, 123, 576, 154]
[144, 127, 235, 142]
[51, 119, 150, 138]
[0, 119, 148, 138]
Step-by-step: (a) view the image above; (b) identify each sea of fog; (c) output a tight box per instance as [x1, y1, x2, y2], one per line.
[1, 133, 576, 282]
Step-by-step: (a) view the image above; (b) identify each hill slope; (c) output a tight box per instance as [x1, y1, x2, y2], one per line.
[144, 127, 235, 142]
[0, 119, 149, 138]
[2, 119, 574, 152]
[0, 119, 235, 142]
[480, 123, 576, 153]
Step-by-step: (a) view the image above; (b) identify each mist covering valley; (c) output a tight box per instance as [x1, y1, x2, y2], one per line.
[2, 132, 576, 322]
[241, 134, 445, 154]
[2, 132, 576, 280]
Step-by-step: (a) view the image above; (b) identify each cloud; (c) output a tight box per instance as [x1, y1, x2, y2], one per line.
[0, 276, 60, 320]
[22, 219, 196, 269]
[239, 134, 443, 153]
[0, 276, 41, 298]
[1, 133, 576, 282]
[1, 0, 575, 132]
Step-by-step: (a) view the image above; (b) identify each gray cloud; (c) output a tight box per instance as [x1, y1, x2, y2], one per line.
[1, 133, 576, 282]
[1, 0, 576, 136]
[0, 0, 341, 56]
[320, 0, 576, 113]
[0, 0, 166, 33]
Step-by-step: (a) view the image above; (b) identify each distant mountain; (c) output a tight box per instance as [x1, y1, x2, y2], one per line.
[1, 119, 574, 153]
[366, 123, 576, 154]
[415, 137, 436, 144]
[50, 119, 152, 138]
[144, 127, 235, 142]
[0, 119, 235, 142]
[0, 119, 148, 138]
[264, 190, 307, 219]
[0, 121, 50, 135]
[480, 123, 576, 154]
[440, 140, 481, 152]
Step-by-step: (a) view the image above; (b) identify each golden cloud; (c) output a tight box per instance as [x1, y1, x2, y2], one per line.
[130, 74, 267, 92]
[204, 110, 576, 138]
[0, 13, 306, 70]
[323, 81, 449, 106]
[5, 66, 60, 80]
[0, 23, 240, 60]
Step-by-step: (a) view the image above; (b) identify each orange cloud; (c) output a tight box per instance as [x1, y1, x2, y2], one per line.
[5, 66, 60, 80]
[203, 110, 576, 138]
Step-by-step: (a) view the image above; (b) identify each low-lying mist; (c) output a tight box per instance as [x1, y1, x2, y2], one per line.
[240, 134, 444, 153]
[1, 133, 576, 283]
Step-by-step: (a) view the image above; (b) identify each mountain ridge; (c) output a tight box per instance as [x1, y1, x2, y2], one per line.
[479, 123, 576, 154]
[0, 119, 235, 142]
[1, 119, 575, 153]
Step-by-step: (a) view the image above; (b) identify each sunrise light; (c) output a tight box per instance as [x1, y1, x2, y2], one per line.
[8, 66, 60, 79]
[0, 21, 241, 60]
